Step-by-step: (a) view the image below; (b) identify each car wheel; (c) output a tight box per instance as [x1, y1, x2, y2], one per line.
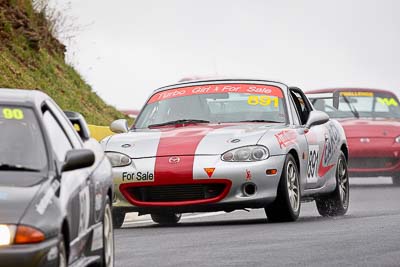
[151, 213, 182, 225]
[58, 235, 67, 267]
[392, 176, 400, 186]
[316, 151, 349, 216]
[112, 209, 125, 229]
[265, 154, 301, 222]
[101, 197, 114, 267]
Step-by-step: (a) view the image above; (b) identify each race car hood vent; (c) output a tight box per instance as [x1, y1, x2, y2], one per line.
[105, 123, 282, 158]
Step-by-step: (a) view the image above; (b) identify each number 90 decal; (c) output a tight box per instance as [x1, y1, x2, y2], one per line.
[247, 95, 279, 107]
[2, 108, 24, 120]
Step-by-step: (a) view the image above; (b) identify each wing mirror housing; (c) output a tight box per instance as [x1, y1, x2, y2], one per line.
[61, 149, 95, 172]
[110, 119, 129, 133]
[306, 110, 329, 128]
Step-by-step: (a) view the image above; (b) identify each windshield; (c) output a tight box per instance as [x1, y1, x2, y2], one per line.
[134, 83, 287, 128]
[0, 106, 47, 171]
[311, 91, 400, 119]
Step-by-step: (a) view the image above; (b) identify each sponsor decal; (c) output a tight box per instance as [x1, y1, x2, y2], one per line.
[148, 84, 283, 103]
[122, 171, 154, 182]
[318, 123, 339, 177]
[275, 130, 297, 149]
[340, 91, 373, 97]
[204, 168, 215, 178]
[377, 97, 398, 107]
[36, 180, 60, 215]
[322, 123, 340, 166]
[247, 95, 279, 107]
[1, 108, 24, 120]
[307, 145, 319, 183]
[246, 169, 252, 181]
[78, 186, 90, 234]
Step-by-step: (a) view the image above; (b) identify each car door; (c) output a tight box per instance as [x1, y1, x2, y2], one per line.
[41, 102, 93, 262]
[290, 88, 331, 190]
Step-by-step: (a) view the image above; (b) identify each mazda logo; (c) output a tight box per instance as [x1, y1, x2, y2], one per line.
[168, 156, 180, 164]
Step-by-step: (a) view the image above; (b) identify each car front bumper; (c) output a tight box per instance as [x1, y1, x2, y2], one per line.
[347, 137, 400, 177]
[0, 237, 59, 267]
[112, 154, 286, 213]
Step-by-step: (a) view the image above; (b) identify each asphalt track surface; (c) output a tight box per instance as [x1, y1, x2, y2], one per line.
[114, 178, 400, 267]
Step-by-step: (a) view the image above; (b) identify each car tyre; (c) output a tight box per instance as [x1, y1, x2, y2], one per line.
[101, 197, 114, 267]
[316, 151, 349, 216]
[58, 235, 67, 267]
[392, 176, 400, 186]
[265, 154, 301, 222]
[112, 209, 125, 229]
[151, 213, 182, 225]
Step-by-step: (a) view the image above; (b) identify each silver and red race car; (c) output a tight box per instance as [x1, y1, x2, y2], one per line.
[101, 79, 349, 227]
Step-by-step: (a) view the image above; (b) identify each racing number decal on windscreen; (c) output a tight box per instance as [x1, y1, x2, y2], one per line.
[247, 96, 279, 107]
[2, 108, 24, 120]
[377, 97, 398, 106]
[78, 186, 90, 234]
[307, 145, 319, 183]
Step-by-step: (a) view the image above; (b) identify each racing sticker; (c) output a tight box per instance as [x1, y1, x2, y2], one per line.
[148, 83, 283, 103]
[307, 145, 319, 183]
[340, 91, 373, 97]
[246, 169, 252, 181]
[377, 97, 398, 107]
[36, 180, 60, 215]
[275, 130, 297, 149]
[78, 186, 90, 234]
[204, 168, 215, 178]
[1, 108, 24, 120]
[317, 123, 339, 177]
[122, 171, 154, 182]
[247, 95, 279, 107]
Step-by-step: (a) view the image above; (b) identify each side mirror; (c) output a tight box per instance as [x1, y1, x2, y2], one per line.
[110, 119, 128, 133]
[61, 149, 95, 172]
[306, 110, 329, 128]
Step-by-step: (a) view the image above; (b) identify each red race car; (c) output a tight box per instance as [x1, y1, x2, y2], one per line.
[306, 88, 400, 185]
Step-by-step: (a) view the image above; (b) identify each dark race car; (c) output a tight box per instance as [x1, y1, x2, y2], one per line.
[307, 88, 400, 185]
[0, 89, 114, 266]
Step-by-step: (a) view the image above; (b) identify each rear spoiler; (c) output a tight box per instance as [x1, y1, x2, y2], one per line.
[306, 91, 340, 109]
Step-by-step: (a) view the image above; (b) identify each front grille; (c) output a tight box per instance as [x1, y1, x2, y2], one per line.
[349, 157, 398, 169]
[127, 184, 226, 202]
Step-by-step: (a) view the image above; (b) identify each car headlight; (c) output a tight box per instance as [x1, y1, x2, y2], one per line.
[221, 146, 269, 162]
[396, 136, 400, 143]
[105, 152, 132, 167]
[0, 225, 16, 246]
[0, 224, 44, 246]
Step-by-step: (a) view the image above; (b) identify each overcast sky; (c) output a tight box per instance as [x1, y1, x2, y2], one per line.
[55, 0, 400, 110]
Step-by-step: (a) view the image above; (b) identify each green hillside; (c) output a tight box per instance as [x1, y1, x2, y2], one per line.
[0, 0, 127, 125]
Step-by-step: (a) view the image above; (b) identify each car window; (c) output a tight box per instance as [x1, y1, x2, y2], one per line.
[288, 94, 301, 125]
[135, 83, 287, 128]
[312, 91, 400, 119]
[42, 110, 73, 162]
[290, 90, 310, 125]
[0, 105, 47, 170]
[45, 100, 82, 147]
